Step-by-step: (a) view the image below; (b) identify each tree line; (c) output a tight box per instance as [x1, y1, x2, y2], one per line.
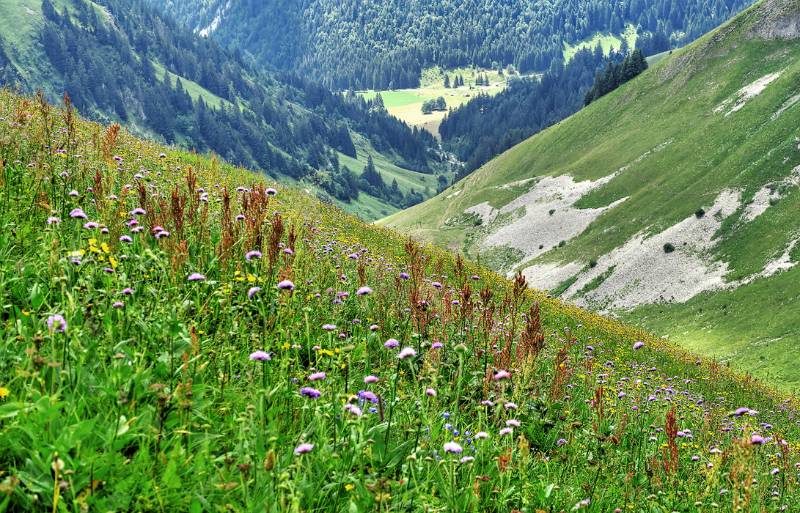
[584, 48, 648, 105]
[153, 0, 752, 91]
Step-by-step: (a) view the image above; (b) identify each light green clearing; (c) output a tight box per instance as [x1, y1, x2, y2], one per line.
[151, 60, 228, 109]
[563, 24, 639, 62]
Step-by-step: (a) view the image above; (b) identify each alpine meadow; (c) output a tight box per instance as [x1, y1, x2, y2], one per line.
[3, 0, 800, 512]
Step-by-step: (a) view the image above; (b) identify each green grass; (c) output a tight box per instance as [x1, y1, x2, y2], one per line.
[331, 133, 453, 220]
[151, 60, 228, 109]
[337, 134, 444, 197]
[621, 265, 800, 388]
[3, 88, 800, 512]
[383, 0, 800, 387]
[563, 24, 638, 62]
[0, 0, 49, 85]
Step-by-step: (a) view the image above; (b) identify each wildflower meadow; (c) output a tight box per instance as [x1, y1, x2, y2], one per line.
[1, 90, 800, 511]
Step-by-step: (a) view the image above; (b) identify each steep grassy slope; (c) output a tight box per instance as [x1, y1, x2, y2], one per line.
[383, 0, 800, 389]
[3, 89, 800, 511]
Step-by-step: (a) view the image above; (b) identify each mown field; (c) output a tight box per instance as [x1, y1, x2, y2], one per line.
[1, 89, 800, 511]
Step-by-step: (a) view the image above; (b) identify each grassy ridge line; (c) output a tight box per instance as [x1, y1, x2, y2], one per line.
[381, 0, 800, 385]
[1, 89, 799, 511]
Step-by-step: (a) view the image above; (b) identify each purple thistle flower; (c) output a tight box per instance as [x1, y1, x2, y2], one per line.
[247, 287, 261, 299]
[733, 407, 756, 417]
[356, 286, 372, 296]
[431, 342, 443, 349]
[506, 419, 521, 427]
[119, 235, 133, 243]
[300, 387, 321, 399]
[344, 404, 363, 416]
[474, 432, 489, 440]
[399, 272, 410, 280]
[751, 434, 766, 445]
[633, 341, 645, 350]
[557, 438, 568, 447]
[443, 442, 463, 454]
[499, 427, 513, 436]
[398, 347, 416, 359]
[187, 273, 206, 282]
[112, 301, 124, 309]
[322, 323, 336, 331]
[460, 456, 475, 463]
[425, 388, 437, 397]
[130, 208, 146, 216]
[363, 375, 379, 384]
[294, 443, 313, 455]
[384, 338, 400, 349]
[277, 279, 295, 291]
[493, 370, 511, 380]
[249, 350, 271, 361]
[358, 390, 378, 403]
[83, 222, 99, 230]
[46, 216, 61, 225]
[308, 372, 326, 381]
[265, 188, 277, 196]
[245, 250, 262, 261]
[47, 314, 67, 333]
[431, 281, 442, 289]
[121, 288, 134, 295]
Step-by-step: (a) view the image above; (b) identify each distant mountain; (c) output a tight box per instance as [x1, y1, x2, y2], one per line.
[384, 0, 800, 388]
[154, 0, 753, 90]
[0, 0, 446, 219]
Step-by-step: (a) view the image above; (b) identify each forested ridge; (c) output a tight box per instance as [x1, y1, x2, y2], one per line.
[156, 0, 753, 90]
[0, 0, 439, 209]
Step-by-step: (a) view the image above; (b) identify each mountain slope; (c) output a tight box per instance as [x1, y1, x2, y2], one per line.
[154, 0, 753, 90]
[0, 0, 446, 219]
[383, 0, 800, 389]
[3, 87, 800, 512]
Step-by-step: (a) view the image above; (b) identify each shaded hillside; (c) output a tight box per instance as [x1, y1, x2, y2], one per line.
[0, 0, 444, 218]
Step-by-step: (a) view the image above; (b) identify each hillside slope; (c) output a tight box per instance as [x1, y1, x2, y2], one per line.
[3, 87, 800, 512]
[0, 0, 446, 219]
[383, 0, 800, 389]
